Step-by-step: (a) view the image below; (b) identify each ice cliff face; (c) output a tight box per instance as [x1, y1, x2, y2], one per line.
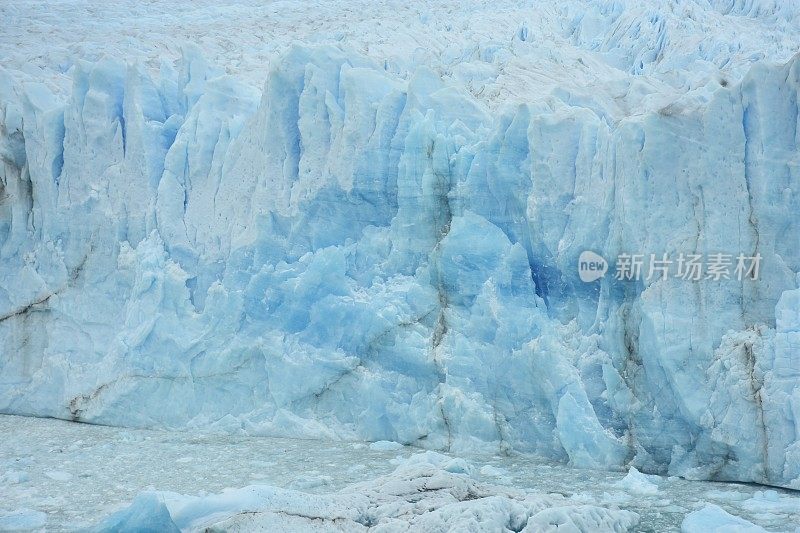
[1, 0, 799, 488]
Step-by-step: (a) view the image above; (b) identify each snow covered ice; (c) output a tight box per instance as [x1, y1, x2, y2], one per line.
[1, 0, 800, 530]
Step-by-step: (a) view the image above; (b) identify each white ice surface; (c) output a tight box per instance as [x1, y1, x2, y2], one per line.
[615, 466, 660, 495]
[1, 0, 800, 489]
[4, 0, 800, 112]
[681, 504, 770, 533]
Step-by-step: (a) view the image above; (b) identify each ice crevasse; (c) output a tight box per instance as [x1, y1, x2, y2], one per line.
[0, 42, 798, 488]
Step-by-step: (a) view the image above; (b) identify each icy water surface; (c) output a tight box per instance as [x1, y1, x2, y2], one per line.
[1, 415, 798, 531]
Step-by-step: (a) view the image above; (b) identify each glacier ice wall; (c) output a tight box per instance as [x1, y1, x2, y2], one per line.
[0, 38, 799, 488]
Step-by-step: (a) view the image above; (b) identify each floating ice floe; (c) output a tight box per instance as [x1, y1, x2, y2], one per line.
[91, 453, 640, 532]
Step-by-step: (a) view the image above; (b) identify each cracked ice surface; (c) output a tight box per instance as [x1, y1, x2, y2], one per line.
[1, 0, 800, 489]
[2, 415, 800, 532]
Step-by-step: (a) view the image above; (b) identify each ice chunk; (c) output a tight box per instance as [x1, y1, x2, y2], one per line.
[90, 493, 179, 533]
[479, 465, 508, 478]
[681, 504, 767, 533]
[0, 509, 46, 532]
[368, 440, 404, 452]
[739, 490, 800, 514]
[44, 471, 72, 482]
[0, 470, 28, 484]
[615, 467, 659, 495]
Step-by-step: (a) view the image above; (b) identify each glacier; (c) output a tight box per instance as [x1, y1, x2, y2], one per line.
[1, 0, 799, 491]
